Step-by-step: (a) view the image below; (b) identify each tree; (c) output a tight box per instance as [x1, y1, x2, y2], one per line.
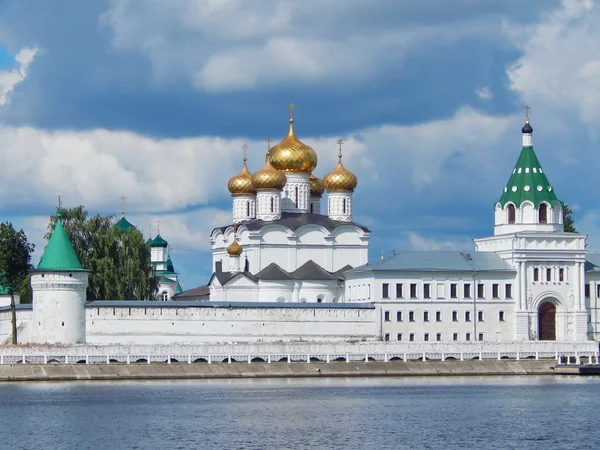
[45, 206, 158, 300]
[563, 204, 577, 233]
[0, 223, 35, 344]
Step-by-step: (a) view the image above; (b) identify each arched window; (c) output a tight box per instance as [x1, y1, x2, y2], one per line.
[295, 186, 299, 207]
[533, 268, 539, 282]
[161, 291, 169, 301]
[546, 268, 552, 281]
[246, 201, 250, 217]
[539, 203, 548, 224]
[270, 197, 274, 213]
[310, 203, 314, 213]
[507, 204, 516, 224]
[343, 198, 347, 214]
[559, 268, 565, 282]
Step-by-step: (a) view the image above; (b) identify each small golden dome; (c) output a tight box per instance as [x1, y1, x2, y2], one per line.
[269, 118, 318, 173]
[227, 157, 255, 195]
[226, 239, 243, 256]
[309, 174, 325, 197]
[251, 155, 287, 190]
[323, 145, 358, 192]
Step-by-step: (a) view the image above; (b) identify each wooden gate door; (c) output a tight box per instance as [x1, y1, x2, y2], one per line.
[538, 302, 556, 341]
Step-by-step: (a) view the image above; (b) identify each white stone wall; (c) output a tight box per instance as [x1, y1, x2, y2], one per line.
[31, 272, 88, 344]
[281, 173, 310, 213]
[84, 305, 376, 344]
[310, 196, 321, 214]
[232, 194, 256, 223]
[0, 308, 33, 344]
[327, 191, 353, 222]
[256, 190, 281, 221]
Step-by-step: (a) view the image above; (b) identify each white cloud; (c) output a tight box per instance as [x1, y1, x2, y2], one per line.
[406, 231, 474, 251]
[0, 47, 38, 105]
[506, 0, 600, 124]
[475, 86, 493, 100]
[101, 0, 507, 92]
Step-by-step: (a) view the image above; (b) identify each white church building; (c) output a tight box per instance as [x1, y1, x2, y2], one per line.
[1, 107, 600, 350]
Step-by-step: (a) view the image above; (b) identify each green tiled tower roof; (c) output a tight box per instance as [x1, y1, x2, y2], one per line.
[37, 216, 84, 271]
[498, 120, 558, 208]
[150, 235, 168, 248]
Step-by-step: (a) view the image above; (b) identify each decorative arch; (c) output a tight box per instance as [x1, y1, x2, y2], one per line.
[538, 202, 549, 224]
[506, 203, 516, 224]
[531, 292, 563, 312]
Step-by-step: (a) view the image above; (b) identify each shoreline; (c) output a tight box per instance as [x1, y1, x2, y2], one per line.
[0, 360, 595, 382]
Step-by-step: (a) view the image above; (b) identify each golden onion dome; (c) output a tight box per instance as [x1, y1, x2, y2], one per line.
[227, 156, 255, 195]
[323, 150, 358, 192]
[251, 154, 287, 190]
[269, 118, 318, 173]
[309, 174, 325, 197]
[226, 239, 243, 256]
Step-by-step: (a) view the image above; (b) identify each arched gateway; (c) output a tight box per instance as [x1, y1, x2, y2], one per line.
[538, 302, 557, 341]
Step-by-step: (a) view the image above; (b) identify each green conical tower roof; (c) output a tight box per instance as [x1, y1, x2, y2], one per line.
[115, 216, 135, 232]
[151, 235, 168, 248]
[37, 216, 84, 271]
[498, 119, 558, 208]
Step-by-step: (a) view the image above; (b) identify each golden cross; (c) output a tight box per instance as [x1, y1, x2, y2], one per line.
[242, 143, 248, 162]
[266, 137, 272, 149]
[288, 102, 295, 119]
[337, 139, 344, 160]
[524, 104, 532, 120]
[57, 194, 62, 209]
[119, 195, 127, 218]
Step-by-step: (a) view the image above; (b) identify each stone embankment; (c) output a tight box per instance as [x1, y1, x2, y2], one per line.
[0, 360, 567, 382]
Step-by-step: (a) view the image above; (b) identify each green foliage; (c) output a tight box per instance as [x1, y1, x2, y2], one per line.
[563, 204, 577, 233]
[0, 222, 34, 295]
[46, 206, 158, 300]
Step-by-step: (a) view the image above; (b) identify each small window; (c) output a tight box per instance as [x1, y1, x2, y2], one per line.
[409, 333, 415, 342]
[478, 311, 484, 322]
[533, 268, 539, 282]
[395, 283, 403, 298]
[546, 268, 552, 282]
[507, 204, 516, 224]
[161, 292, 168, 301]
[310, 203, 314, 213]
[436, 333, 442, 342]
[436, 311, 442, 322]
[384, 333, 390, 342]
[585, 284, 591, 298]
[424, 333, 429, 342]
[464, 284, 471, 299]
[423, 311, 429, 322]
[559, 268, 565, 282]
[295, 186, 299, 207]
[492, 284, 499, 299]
[397, 333, 403, 341]
[409, 311, 415, 322]
[424, 283, 431, 299]
[499, 311, 505, 322]
[396, 311, 402, 322]
[343, 198, 347, 214]
[505, 284, 513, 299]
[453, 333, 458, 341]
[539, 203, 548, 224]
[246, 201, 250, 217]
[478, 333, 484, 342]
[410, 283, 418, 298]
[465, 311, 471, 322]
[466, 333, 471, 341]
[382, 283, 389, 299]
[384, 311, 390, 322]
[477, 283, 484, 299]
[450, 283, 457, 299]
[270, 197, 275, 213]
[597, 285, 600, 299]
[452, 311, 458, 322]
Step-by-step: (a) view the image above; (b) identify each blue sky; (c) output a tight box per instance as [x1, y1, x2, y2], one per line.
[1, 0, 600, 291]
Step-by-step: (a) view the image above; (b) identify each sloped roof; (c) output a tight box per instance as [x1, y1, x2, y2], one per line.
[37, 218, 85, 271]
[213, 212, 370, 234]
[256, 263, 294, 280]
[290, 260, 338, 280]
[172, 284, 210, 299]
[150, 235, 168, 248]
[346, 251, 515, 274]
[586, 254, 600, 272]
[210, 271, 258, 286]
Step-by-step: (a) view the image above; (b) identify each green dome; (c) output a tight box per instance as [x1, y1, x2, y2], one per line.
[115, 217, 135, 232]
[37, 217, 85, 271]
[150, 235, 168, 248]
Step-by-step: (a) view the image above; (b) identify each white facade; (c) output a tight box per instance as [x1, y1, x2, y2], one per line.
[282, 173, 310, 213]
[256, 190, 282, 221]
[328, 191, 353, 222]
[31, 271, 88, 344]
[232, 194, 256, 224]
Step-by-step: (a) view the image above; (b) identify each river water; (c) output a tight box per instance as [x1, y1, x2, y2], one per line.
[0, 376, 598, 450]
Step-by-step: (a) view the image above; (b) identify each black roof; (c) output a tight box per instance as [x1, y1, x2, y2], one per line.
[172, 285, 210, 299]
[290, 260, 339, 280]
[522, 121, 533, 134]
[256, 263, 294, 280]
[213, 212, 370, 234]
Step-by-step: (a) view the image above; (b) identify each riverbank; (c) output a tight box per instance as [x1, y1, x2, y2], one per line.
[0, 360, 580, 381]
